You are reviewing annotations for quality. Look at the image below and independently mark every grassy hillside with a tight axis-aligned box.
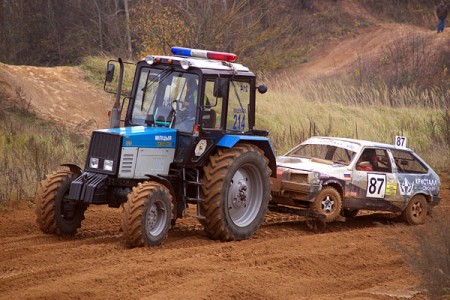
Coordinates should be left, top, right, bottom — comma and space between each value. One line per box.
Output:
257, 83, 449, 172
0, 88, 87, 208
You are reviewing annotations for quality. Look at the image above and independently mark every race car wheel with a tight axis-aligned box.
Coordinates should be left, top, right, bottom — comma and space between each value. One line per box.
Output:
201, 143, 271, 241
122, 182, 173, 247
310, 186, 342, 222
342, 208, 359, 219
36, 169, 87, 235
402, 195, 427, 225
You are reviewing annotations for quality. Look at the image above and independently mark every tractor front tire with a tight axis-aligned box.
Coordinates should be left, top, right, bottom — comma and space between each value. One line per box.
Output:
201, 143, 271, 241
310, 186, 342, 222
122, 182, 173, 247
35, 169, 87, 235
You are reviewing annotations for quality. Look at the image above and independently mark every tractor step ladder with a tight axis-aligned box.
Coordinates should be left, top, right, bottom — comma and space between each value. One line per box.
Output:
182, 168, 205, 220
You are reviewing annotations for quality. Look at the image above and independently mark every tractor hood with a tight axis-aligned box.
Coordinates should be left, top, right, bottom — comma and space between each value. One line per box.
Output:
97, 126, 177, 148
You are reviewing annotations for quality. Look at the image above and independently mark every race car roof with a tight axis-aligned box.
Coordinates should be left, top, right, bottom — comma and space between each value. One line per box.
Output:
303, 136, 411, 152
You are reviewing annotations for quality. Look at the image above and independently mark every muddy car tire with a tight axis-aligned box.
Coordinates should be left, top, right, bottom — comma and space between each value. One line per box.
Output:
201, 143, 271, 241
310, 186, 342, 222
402, 195, 427, 225
36, 170, 87, 235
122, 182, 173, 247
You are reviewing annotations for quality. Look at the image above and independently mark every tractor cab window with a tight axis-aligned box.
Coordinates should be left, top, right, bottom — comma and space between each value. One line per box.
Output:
227, 79, 250, 132
202, 79, 222, 129
131, 67, 199, 130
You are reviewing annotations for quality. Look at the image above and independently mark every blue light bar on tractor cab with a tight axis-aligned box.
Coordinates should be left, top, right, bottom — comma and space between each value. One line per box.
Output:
171, 46, 237, 62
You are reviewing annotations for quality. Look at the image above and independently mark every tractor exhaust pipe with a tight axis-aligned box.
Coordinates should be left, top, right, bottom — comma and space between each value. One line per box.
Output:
110, 58, 124, 128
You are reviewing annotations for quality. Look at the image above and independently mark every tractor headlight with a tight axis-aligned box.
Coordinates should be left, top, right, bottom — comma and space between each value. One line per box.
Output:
89, 157, 99, 169
145, 55, 155, 65
103, 159, 114, 171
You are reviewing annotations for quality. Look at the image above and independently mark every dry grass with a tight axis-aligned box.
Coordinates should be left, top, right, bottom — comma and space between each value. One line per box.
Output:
256, 79, 449, 173
0, 89, 87, 208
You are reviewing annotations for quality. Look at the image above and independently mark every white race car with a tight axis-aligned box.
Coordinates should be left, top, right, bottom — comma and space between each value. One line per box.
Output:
271, 136, 441, 224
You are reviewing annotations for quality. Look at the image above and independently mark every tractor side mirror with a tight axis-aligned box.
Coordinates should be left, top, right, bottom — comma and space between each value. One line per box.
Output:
257, 84, 268, 94
213, 78, 227, 98
106, 63, 115, 83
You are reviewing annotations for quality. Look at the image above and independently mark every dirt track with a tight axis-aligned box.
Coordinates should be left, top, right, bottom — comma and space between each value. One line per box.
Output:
1, 188, 448, 299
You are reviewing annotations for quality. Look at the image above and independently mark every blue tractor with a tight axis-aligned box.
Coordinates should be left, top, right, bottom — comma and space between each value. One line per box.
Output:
35, 47, 276, 247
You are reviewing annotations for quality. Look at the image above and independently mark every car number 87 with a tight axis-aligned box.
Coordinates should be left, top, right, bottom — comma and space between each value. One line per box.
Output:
366, 174, 386, 198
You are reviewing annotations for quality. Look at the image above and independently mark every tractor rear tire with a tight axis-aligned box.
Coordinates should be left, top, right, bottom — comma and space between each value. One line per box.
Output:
122, 182, 173, 247
201, 143, 271, 241
402, 195, 427, 225
310, 186, 342, 222
35, 169, 87, 235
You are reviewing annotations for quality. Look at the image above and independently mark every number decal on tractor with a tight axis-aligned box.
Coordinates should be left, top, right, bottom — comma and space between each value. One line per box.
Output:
233, 114, 245, 130
366, 173, 386, 198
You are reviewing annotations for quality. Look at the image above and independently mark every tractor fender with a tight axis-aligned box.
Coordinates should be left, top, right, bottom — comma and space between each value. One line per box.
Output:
216, 135, 276, 177
145, 174, 180, 219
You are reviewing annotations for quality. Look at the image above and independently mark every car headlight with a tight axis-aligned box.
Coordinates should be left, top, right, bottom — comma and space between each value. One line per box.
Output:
89, 157, 99, 168
103, 159, 114, 171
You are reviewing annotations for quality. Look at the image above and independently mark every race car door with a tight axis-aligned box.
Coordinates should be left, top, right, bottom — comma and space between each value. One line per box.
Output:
350, 148, 397, 210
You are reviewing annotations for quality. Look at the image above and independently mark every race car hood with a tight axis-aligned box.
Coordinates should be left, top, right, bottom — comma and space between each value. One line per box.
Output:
276, 156, 348, 176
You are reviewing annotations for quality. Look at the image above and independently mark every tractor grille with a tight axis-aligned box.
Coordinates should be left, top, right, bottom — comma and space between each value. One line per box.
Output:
84, 131, 122, 175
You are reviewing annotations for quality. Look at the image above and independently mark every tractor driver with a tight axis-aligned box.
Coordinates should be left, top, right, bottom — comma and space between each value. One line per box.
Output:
176, 77, 198, 131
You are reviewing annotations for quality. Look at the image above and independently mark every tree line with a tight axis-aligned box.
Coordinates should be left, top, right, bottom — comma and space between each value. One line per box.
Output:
0, 0, 437, 69
0, 0, 318, 67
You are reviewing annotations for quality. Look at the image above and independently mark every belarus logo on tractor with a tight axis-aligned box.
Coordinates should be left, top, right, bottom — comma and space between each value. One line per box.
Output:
35, 47, 276, 247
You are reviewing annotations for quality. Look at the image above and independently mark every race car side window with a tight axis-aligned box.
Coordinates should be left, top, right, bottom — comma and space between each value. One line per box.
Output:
356, 148, 391, 173
374, 149, 392, 173
390, 149, 428, 174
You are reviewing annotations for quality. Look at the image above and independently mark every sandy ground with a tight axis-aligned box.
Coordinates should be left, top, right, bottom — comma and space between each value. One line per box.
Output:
0, 190, 448, 299
0, 1, 449, 298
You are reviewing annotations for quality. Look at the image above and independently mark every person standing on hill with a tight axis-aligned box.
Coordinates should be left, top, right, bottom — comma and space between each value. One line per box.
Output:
436, 1, 448, 33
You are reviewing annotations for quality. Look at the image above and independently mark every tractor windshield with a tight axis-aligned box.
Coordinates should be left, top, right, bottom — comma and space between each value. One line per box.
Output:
131, 67, 199, 132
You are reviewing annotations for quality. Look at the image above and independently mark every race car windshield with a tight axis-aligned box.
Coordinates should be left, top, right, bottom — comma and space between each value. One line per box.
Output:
287, 144, 356, 166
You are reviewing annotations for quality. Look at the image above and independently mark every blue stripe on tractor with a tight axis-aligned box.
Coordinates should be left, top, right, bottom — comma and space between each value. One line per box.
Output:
217, 135, 271, 148
97, 126, 177, 148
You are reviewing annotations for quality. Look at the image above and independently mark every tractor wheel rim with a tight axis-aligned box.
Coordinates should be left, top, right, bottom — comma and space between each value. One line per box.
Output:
227, 164, 263, 227
145, 200, 167, 236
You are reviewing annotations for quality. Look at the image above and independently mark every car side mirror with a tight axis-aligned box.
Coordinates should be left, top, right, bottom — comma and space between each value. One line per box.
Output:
257, 84, 268, 94
213, 78, 227, 98
106, 63, 115, 83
